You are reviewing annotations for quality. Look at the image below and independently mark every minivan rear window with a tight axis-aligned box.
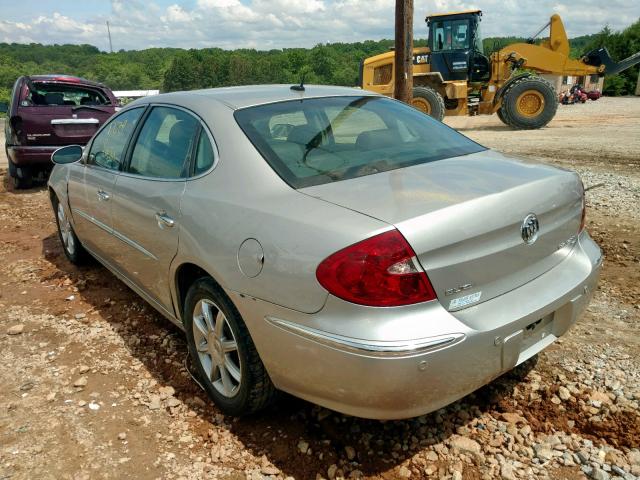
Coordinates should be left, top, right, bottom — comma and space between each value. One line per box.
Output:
23, 83, 111, 107
234, 96, 485, 188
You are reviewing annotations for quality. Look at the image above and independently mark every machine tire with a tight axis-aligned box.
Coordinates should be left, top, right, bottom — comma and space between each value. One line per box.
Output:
184, 277, 277, 416
411, 86, 445, 121
496, 107, 510, 126
501, 76, 557, 129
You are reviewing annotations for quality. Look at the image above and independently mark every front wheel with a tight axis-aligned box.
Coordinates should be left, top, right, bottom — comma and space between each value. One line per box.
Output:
184, 278, 276, 416
53, 196, 87, 264
500, 77, 558, 129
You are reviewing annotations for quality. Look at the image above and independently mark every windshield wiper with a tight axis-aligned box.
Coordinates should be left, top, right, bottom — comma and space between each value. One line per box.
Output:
71, 105, 111, 112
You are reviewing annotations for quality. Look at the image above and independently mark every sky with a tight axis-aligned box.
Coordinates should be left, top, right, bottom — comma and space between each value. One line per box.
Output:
0, 0, 638, 52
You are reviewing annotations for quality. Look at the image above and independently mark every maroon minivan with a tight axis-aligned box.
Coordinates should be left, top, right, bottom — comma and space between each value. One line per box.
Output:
2, 75, 118, 188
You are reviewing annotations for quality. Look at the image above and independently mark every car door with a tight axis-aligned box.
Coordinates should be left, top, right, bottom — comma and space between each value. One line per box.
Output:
67, 107, 145, 257
110, 105, 199, 314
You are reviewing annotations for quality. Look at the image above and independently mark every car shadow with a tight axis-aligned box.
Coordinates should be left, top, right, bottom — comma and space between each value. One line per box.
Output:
41, 232, 534, 478
1, 169, 48, 195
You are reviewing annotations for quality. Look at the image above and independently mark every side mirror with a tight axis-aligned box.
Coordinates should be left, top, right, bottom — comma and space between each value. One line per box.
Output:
52, 145, 83, 164
0, 102, 8, 113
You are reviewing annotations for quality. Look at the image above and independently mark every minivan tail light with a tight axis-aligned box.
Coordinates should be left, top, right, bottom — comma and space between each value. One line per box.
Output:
316, 230, 437, 307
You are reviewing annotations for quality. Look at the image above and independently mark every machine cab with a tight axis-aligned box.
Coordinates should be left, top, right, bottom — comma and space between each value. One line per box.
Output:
427, 10, 490, 82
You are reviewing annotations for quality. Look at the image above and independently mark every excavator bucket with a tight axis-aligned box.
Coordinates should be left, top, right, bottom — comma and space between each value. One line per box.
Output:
583, 47, 640, 77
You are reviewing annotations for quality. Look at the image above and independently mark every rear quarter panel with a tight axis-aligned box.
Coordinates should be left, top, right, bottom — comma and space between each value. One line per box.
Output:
169, 98, 391, 314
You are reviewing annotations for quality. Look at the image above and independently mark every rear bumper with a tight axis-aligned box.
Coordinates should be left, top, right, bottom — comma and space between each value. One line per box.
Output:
231, 231, 602, 420
6, 145, 58, 168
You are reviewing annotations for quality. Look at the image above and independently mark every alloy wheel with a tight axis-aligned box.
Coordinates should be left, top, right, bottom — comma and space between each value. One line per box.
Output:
192, 299, 242, 398
57, 203, 76, 256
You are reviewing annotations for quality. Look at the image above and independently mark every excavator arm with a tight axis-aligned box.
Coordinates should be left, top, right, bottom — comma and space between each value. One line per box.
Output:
492, 14, 640, 78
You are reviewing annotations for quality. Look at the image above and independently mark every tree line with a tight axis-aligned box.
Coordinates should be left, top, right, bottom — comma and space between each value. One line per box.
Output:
0, 18, 637, 105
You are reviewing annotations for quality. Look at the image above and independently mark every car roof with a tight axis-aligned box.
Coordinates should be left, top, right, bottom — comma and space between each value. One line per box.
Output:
133, 84, 380, 110
27, 74, 107, 88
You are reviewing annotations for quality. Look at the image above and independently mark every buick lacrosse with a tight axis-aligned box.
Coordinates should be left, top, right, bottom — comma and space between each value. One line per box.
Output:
48, 85, 602, 419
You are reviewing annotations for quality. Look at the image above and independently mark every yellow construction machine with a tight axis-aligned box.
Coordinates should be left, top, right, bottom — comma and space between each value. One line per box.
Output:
360, 11, 640, 129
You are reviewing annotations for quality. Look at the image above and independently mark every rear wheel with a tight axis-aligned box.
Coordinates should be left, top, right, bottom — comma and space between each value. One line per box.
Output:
184, 278, 276, 416
9, 161, 33, 189
501, 77, 557, 130
496, 107, 510, 126
411, 86, 445, 121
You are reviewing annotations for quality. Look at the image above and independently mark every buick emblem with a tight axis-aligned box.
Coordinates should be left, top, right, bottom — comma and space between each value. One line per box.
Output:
521, 213, 539, 244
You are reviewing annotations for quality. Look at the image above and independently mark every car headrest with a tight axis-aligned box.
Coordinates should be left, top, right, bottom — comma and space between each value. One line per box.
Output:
355, 129, 398, 150
287, 125, 318, 146
45, 92, 65, 105
168, 120, 192, 146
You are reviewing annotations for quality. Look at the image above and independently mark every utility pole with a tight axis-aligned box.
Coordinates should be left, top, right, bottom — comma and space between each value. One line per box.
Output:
106, 21, 113, 53
394, 0, 413, 103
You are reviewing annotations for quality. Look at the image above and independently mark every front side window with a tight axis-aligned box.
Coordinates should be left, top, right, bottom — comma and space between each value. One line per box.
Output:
88, 107, 144, 171
128, 106, 198, 179
235, 96, 485, 188
432, 19, 470, 51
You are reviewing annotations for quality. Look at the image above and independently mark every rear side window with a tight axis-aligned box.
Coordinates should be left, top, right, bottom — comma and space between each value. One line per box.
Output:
234, 96, 485, 188
22, 82, 111, 107
194, 131, 214, 176
128, 106, 198, 179
88, 107, 144, 171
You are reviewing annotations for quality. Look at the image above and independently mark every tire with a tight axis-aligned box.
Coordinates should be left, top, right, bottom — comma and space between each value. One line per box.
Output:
52, 195, 87, 264
9, 161, 33, 189
411, 86, 445, 121
496, 107, 510, 126
184, 277, 276, 416
500, 76, 558, 130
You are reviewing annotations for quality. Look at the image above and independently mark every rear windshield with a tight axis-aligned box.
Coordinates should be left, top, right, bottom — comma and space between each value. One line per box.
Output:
23, 82, 111, 107
234, 96, 485, 188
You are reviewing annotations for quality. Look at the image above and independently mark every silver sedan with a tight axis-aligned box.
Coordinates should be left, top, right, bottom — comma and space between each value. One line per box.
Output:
48, 85, 602, 419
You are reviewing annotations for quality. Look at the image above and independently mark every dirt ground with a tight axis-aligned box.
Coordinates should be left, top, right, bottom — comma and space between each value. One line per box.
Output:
0, 97, 639, 480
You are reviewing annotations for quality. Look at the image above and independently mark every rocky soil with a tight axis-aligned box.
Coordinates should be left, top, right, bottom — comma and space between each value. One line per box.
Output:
1, 97, 639, 480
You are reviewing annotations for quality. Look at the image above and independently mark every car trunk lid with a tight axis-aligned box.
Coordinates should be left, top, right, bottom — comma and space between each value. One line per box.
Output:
16, 79, 116, 146
301, 150, 583, 310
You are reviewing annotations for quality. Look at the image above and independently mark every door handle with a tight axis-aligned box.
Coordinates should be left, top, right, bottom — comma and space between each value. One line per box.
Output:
155, 211, 175, 229
96, 189, 110, 201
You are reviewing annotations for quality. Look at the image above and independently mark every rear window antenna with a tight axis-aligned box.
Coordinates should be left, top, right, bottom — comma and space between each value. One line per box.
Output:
290, 74, 306, 92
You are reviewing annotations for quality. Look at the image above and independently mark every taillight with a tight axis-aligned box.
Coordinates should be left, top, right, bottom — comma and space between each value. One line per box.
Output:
316, 229, 437, 307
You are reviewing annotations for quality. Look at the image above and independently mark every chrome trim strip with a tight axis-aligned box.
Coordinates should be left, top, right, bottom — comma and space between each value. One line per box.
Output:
73, 207, 102, 227
51, 118, 99, 125
72, 208, 158, 260
111, 229, 158, 260
266, 317, 465, 358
